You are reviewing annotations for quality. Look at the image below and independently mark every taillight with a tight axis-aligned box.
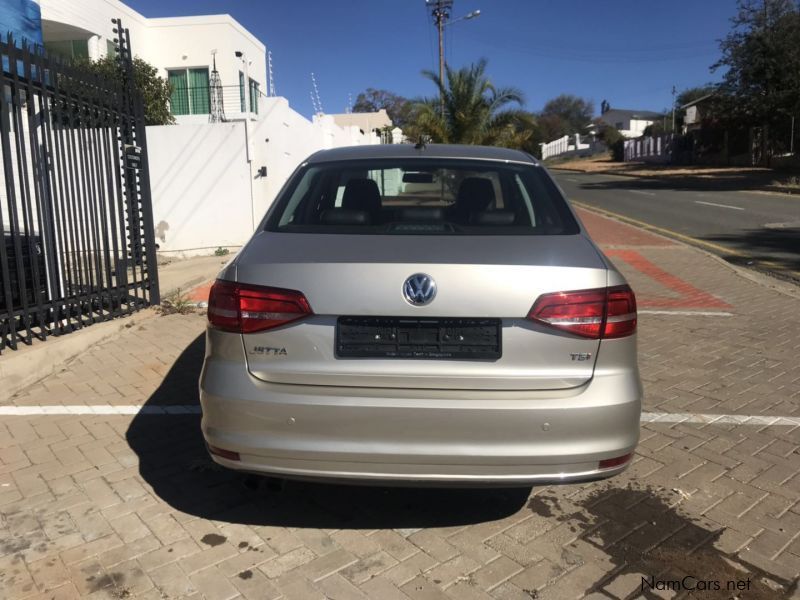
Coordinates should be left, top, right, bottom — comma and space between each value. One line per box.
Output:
598, 453, 632, 470
207, 280, 312, 333
527, 285, 636, 339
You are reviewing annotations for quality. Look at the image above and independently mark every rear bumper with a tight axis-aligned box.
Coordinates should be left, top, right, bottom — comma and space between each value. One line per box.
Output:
199, 357, 642, 485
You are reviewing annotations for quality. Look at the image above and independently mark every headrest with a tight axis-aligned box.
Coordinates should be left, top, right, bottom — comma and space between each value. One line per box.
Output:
341, 178, 382, 213
456, 177, 495, 213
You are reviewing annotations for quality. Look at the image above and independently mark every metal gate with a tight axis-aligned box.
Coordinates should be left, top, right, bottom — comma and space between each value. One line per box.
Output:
0, 20, 159, 353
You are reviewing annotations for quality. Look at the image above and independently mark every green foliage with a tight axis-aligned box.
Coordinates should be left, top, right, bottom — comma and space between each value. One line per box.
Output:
159, 288, 195, 315
676, 85, 717, 109
214, 247, 230, 257
76, 56, 174, 126
352, 88, 414, 129
540, 94, 594, 138
410, 58, 536, 149
712, 0, 800, 128
599, 126, 625, 161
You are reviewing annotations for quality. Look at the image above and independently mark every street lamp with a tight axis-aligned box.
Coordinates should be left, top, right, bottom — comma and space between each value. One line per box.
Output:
426, 1, 481, 114
447, 9, 481, 26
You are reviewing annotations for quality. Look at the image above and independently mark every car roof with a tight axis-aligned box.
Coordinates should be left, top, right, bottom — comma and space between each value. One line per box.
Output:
305, 143, 539, 165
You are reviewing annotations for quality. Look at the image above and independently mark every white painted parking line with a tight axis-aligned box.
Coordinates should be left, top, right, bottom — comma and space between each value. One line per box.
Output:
565, 177, 579, 182
0, 405, 798, 426
695, 200, 745, 211
629, 190, 656, 196
639, 310, 734, 317
641, 412, 800, 426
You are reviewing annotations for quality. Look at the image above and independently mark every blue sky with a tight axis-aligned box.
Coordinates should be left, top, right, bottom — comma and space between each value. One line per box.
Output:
125, 0, 738, 119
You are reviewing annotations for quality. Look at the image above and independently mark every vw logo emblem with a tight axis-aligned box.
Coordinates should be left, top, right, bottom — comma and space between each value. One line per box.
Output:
403, 273, 436, 306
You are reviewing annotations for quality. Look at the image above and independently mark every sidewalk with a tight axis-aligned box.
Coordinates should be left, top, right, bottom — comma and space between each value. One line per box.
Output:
549, 156, 800, 195
1, 211, 799, 600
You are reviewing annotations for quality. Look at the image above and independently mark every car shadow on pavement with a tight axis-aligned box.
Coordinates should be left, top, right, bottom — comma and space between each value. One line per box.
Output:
126, 333, 531, 528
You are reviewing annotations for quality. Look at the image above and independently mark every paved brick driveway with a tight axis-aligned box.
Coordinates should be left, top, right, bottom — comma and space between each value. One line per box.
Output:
1, 208, 799, 599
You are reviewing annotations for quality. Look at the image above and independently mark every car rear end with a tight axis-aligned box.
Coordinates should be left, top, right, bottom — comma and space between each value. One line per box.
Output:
199, 145, 642, 485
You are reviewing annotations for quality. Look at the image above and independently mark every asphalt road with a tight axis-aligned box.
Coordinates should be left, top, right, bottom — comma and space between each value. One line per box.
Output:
550, 169, 800, 279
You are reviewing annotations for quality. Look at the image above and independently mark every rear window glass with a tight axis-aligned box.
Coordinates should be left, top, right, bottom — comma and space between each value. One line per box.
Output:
265, 159, 579, 235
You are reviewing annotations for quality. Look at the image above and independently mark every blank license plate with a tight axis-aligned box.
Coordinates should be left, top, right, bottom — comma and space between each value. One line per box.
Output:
336, 317, 501, 359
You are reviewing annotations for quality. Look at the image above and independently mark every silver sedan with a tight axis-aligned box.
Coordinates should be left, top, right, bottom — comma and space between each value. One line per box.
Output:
199, 144, 642, 485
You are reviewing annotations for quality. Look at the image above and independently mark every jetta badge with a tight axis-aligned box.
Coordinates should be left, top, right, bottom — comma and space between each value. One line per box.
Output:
403, 273, 437, 306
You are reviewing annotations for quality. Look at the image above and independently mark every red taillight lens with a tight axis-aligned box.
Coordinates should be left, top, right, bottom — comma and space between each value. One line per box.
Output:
603, 285, 637, 339
207, 444, 241, 461
598, 453, 632, 470
527, 285, 636, 339
207, 280, 312, 333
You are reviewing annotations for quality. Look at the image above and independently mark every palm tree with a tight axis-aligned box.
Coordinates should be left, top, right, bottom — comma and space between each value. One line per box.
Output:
408, 58, 535, 148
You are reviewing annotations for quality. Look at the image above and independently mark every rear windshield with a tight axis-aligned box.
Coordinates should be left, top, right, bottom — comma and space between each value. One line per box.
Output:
264, 159, 579, 235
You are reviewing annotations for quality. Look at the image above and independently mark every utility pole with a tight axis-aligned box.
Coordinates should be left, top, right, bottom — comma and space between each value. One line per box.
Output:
671, 85, 676, 133
428, 0, 453, 114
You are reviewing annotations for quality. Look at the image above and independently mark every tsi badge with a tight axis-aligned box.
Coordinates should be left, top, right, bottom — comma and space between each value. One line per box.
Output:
570, 352, 592, 362
251, 346, 287, 356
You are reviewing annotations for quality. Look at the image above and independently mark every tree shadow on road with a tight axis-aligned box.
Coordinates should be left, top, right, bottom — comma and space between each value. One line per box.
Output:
126, 334, 530, 528
702, 227, 800, 275
560, 169, 783, 193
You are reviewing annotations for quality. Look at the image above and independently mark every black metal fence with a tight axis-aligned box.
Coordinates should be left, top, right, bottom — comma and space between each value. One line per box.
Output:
0, 21, 159, 353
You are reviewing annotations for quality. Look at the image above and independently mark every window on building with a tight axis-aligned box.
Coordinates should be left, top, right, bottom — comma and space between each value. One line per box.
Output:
44, 39, 89, 60
106, 39, 117, 57
249, 78, 259, 114
168, 68, 210, 116
239, 71, 246, 112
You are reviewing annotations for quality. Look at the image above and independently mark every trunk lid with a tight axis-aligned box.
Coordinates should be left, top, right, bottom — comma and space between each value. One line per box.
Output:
235, 232, 607, 390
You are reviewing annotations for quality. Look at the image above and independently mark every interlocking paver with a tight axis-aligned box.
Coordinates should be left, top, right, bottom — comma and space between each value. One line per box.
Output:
1, 208, 799, 598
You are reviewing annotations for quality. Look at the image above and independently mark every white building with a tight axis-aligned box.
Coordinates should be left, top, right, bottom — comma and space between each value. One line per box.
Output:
39, 0, 391, 256
594, 108, 664, 139
40, 0, 266, 124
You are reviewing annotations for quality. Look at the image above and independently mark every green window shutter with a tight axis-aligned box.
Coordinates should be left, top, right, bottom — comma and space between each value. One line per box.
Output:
168, 70, 189, 116
189, 68, 210, 115
249, 79, 259, 115
71, 40, 89, 59
239, 71, 245, 112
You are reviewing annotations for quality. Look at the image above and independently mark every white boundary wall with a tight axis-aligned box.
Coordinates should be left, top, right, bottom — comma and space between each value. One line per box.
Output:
146, 97, 380, 256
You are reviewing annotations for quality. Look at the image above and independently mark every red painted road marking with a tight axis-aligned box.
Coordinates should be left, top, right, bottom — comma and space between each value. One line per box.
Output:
576, 208, 675, 247
606, 249, 732, 310
187, 282, 213, 303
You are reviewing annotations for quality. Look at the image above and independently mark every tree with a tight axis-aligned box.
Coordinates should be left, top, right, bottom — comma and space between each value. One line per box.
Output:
540, 94, 595, 137
77, 56, 174, 125
598, 126, 625, 161
676, 85, 717, 109
536, 113, 569, 142
352, 88, 413, 129
712, 0, 800, 162
410, 58, 535, 148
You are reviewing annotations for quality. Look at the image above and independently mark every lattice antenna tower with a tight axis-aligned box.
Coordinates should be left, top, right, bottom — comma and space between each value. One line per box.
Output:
209, 50, 226, 122
267, 50, 276, 96
311, 72, 324, 115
